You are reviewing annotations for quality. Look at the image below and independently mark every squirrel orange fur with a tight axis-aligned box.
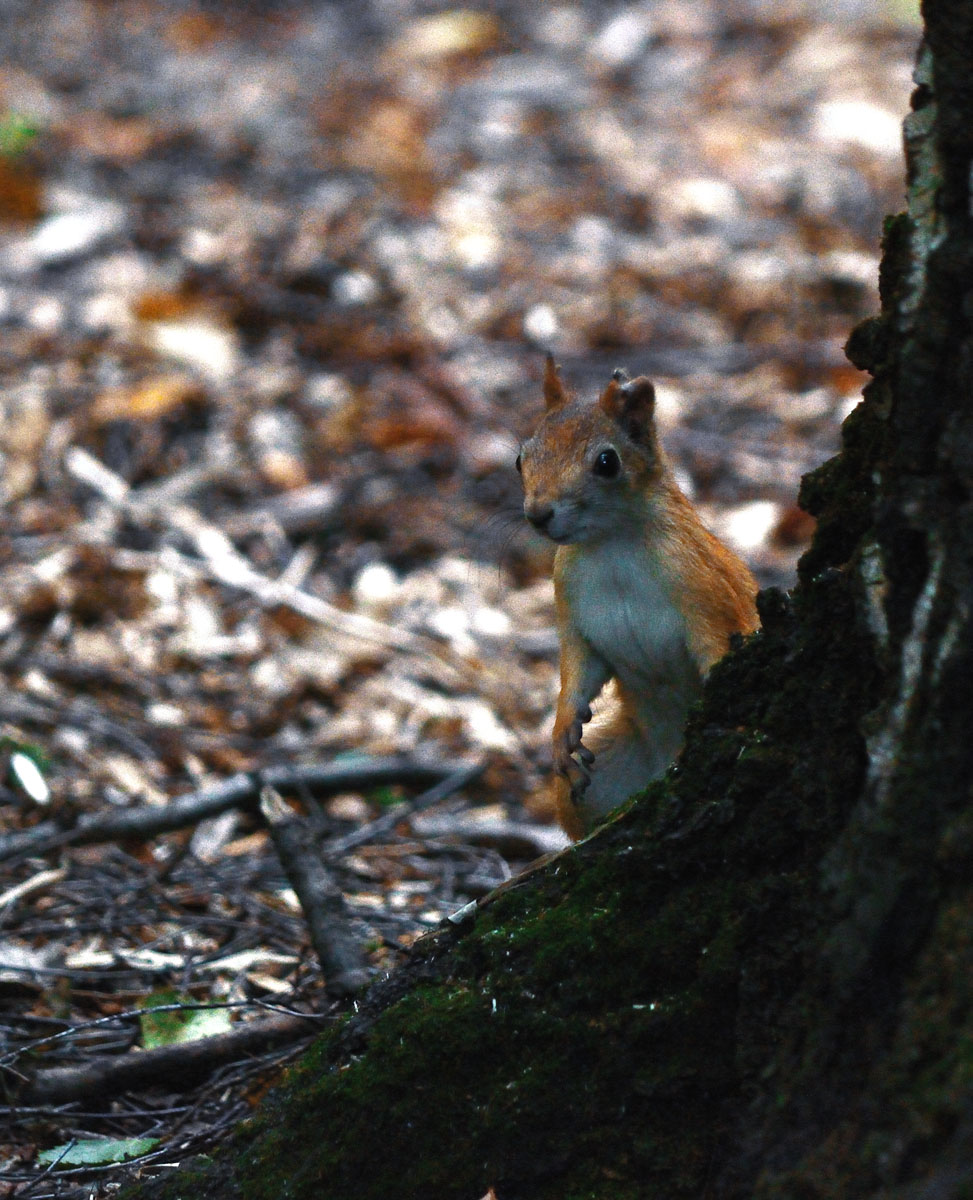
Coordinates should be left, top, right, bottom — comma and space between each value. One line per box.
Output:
517, 358, 759, 839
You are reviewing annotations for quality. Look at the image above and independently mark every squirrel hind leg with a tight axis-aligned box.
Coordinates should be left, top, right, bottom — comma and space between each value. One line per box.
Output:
554, 774, 589, 841
574, 729, 672, 830
551, 710, 677, 840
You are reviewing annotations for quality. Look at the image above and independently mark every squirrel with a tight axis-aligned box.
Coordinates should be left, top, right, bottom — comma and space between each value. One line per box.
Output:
517, 357, 759, 840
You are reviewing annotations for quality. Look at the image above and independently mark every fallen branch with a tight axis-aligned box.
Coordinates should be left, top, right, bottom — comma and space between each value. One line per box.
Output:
0, 868, 67, 910
409, 813, 569, 858
0, 756, 482, 864
260, 787, 370, 997
324, 761, 486, 856
15, 1013, 319, 1107
64, 446, 429, 656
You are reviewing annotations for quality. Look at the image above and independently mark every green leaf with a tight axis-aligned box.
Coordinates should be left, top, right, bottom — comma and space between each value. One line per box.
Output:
139, 989, 233, 1048
1, 735, 52, 769
0, 112, 39, 158
369, 785, 402, 810
37, 1137, 160, 1167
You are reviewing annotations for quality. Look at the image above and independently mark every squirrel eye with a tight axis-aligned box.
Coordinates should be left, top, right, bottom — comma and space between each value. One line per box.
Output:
592, 448, 621, 479
515, 453, 522, 474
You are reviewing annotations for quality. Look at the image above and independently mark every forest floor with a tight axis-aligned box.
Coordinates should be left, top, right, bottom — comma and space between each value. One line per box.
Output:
0, 1, 917, 1194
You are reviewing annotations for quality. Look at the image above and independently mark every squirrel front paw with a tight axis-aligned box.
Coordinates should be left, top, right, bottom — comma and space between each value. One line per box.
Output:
553, 705, 595, 796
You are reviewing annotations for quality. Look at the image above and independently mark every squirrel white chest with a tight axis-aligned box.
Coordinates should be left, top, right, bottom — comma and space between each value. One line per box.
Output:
558, 539, 695, 691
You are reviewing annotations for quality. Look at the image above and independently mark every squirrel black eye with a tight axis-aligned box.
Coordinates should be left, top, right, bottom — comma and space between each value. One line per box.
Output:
515, 453, 522, 474
592, 448, 621, 479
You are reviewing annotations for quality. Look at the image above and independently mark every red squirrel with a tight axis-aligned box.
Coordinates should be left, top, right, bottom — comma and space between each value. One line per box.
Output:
517, 358, 759, 839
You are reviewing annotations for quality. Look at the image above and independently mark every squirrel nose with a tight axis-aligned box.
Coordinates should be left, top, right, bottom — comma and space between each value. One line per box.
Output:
525, 502, 555, 531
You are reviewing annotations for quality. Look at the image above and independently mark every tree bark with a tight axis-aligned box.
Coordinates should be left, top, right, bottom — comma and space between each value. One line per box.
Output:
124, 3, 973, 1197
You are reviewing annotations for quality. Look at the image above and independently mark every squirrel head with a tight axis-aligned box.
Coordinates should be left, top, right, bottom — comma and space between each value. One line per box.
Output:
517, 357, 665, 545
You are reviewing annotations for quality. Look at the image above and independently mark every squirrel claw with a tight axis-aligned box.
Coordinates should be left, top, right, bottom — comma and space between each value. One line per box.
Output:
554, 703, 594, 796
554, 744, 590, 792
564, 705, 592, 753
566, 759, 590, 797
569, 769, 590, 804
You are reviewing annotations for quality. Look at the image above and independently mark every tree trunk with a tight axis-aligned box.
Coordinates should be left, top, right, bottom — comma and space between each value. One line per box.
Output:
126, 3, 973, 1197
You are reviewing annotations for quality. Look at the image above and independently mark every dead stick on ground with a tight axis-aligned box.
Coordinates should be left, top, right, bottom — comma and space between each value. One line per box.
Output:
63, 446, 431, 657
0, 756, 482, 864
260, 787, 370, 997
324, 761, 485, 856
16, 1014, 318, 1107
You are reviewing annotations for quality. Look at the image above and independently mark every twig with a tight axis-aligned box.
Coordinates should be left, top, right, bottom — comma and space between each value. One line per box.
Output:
324, 762, 485, 856
64, 446, 429, 656
224, 481, 341, 537
0, 693, 158, 759
408, 813, 570, 858
0, 756, 480, 864
15, 1013, 318, 1107
0, 1000, 312, 1069
13, 1138, 78, 1199
260, 787, 370, 996
0, 868, 66, 910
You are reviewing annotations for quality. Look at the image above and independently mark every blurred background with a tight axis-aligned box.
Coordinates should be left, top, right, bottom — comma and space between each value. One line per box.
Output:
0, 0, 918, 997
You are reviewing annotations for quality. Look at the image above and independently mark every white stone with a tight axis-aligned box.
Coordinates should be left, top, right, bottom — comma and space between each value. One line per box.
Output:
26, 296, 64, 331
147, 319, 241, 385
30, 201, 125, 264
591, 10, 654, 67
429, 605, 471, 646
650, 383, 684, 429
332, 270, 380, 306
81, 292, 133, 333
672, 177, 741, 220
353, 562, 400, 609
524, 303, 559, 343
304, 373, 353, 411
471, 605, 512, 639
723, 500, 780, 552
813, 100, 903, 156
146, 703, 185, 727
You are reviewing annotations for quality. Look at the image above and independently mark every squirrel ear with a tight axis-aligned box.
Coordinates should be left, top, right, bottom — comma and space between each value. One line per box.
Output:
599, 374, 656, 441
543, 354, 569, 411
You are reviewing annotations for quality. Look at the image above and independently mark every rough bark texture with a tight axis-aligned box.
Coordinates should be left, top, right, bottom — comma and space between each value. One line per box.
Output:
124, 3, 973, 1197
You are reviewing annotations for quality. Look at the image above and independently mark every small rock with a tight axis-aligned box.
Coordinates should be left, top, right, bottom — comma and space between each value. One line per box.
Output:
353, 562, 400, 610
304, 373, 353, 412
26, 295, 64, 331
331, 270, 380, 306
813, 100, 903, 156
471, 605, 511, 639
723, 501, 781, 553
249, 408, 308, 490
590, 9, 654, 68
524, 303, 559, 343
30, 200, 126, 265
388, 10, 500, 61
146, 318, 241, 385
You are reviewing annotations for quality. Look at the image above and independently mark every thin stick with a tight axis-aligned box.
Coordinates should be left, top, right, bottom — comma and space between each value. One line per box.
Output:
64, 446, 428, 656
0, 868, 66, 910
0, 756, 482, 864
16, 1013, 317, 1107
260, 787, 370, 996
324, 762, 485, 856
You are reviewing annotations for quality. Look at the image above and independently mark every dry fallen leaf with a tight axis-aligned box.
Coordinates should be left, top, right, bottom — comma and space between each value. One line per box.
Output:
91, 375, 203, 424
386, 10, 501, 62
